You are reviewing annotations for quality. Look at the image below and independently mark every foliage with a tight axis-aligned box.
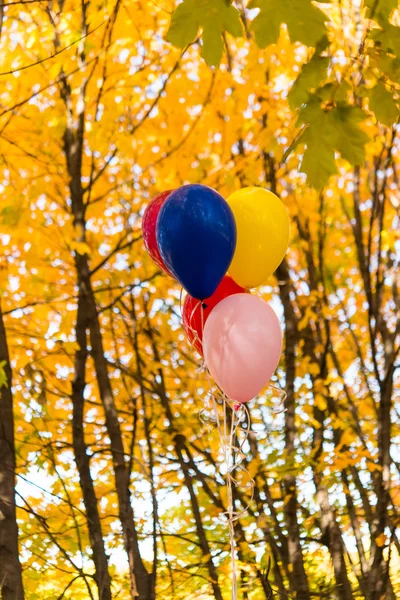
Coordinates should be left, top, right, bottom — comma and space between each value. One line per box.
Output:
249, 0, 328, 47
166, 0, 400, 188
0, 1, 399, 600
166, 0, 243, 66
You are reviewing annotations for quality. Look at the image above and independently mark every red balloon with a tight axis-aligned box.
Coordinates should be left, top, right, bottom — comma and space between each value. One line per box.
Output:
142, 190, 174, 275
183, 275, 245, 356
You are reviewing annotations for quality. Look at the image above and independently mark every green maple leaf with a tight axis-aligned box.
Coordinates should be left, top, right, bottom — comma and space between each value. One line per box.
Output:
368, 82, 399, 127
365, 0, 397, 22
289, 55, 329, 108
371, 52, 400, 83
370, 22, 400, 56
332, 105, 370, 165
165, 0, 243, 66
300, 135, 337, 190
299, 108, 338, 189
249, 0, 328, 48
296, 97, 369, 189
317, 81, 351, 104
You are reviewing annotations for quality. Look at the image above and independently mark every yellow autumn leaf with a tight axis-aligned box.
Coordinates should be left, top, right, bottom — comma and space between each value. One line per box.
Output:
376, 533, 387, 548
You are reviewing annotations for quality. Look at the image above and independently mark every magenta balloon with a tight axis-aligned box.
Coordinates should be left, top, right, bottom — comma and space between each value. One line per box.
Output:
203, 294, 282, 403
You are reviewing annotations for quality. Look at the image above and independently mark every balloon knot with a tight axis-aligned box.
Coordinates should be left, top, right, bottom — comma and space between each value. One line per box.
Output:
233, 403, 241, 411
202, 302, 208, 309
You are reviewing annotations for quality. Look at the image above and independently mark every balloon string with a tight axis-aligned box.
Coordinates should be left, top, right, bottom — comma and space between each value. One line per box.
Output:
227, 403, 237, 600
207, 384, 255, 600
182, 295, 207, 371
198, 307, 241, 600
199, 380, 285, 599
268, 383, 287, 414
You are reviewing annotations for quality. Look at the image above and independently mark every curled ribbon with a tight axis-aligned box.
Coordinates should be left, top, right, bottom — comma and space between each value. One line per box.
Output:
203, 384, 286, 600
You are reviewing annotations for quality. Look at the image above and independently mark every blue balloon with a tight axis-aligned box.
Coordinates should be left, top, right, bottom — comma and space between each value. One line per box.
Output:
156, 184, 237, 300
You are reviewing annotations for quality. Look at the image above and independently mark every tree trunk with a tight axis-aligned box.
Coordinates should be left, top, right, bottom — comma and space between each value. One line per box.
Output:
72, 293, 113, 600
131, 300, 158, 600
232, 485, 287, 599
277, 260, 311, 600
75, 249, 150, 600
311, 397, 354, 600
367, 372, 394, 600
0, 303, 25, 600
350, 168, 395, 598
175, 434, 223, 600
60, 32, 149, 592
143, 316, 224, 600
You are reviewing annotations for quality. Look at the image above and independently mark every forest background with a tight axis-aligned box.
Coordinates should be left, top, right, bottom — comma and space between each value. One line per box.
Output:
0, 0, 399, 599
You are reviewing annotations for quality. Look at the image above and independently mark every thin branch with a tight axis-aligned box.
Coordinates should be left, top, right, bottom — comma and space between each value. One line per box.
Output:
0, 21, 105, 76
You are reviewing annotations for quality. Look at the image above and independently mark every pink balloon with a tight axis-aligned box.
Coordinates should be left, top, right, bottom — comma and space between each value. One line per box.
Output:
203, 294, 282, 403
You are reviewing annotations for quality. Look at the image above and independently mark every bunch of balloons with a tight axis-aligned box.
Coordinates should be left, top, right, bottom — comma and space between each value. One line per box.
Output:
142, 184, 289, 404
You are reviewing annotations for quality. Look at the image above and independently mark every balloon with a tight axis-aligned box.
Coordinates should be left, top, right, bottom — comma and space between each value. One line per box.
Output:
203, 294, 282, 403
156, 184, 237, 300
226, 187, 289, 288
183, 276, 245, 356
142, 190, 174, 275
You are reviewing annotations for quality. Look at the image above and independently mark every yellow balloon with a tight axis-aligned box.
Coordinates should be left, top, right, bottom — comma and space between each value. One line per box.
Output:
227, 187, 289, 288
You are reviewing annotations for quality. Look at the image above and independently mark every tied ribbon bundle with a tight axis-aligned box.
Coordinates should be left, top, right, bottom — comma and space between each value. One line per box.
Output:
142, 183, 290, 599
